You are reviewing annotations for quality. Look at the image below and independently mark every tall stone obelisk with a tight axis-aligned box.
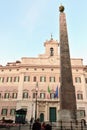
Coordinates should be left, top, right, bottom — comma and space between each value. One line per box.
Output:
58, 5, 77, 122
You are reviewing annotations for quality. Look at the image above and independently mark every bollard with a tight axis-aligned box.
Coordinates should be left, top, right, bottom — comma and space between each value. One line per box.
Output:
81, 121, 83, 130
19, 124, 21, 130
70, 121, 73, 130
60, 120, 63, 130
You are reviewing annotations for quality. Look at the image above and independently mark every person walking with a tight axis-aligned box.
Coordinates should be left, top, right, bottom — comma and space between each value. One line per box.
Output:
41, 122, 46, 130
32, 118, 41, 130
45, 123, 52, 130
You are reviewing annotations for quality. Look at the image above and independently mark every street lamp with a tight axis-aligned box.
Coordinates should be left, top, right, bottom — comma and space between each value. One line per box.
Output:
35, 83, 38, 121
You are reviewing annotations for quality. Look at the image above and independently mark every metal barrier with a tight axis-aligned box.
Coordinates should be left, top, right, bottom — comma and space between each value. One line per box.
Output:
0, 120, 87, 130
51, 120, 87, 130
0, 123, 29, 130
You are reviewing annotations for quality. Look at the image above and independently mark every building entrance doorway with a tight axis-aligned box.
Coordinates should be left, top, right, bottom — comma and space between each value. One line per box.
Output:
40, 113, 44, 122
49, 107, 56, 122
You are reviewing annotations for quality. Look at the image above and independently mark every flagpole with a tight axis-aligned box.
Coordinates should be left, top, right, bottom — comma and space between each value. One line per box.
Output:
35, 82, 38, 121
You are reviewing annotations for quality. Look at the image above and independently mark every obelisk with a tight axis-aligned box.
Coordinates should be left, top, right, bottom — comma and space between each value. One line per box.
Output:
58, 5, 77, 122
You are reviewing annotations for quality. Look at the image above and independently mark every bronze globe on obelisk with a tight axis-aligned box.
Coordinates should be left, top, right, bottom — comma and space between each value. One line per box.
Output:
58, 5, 77, 124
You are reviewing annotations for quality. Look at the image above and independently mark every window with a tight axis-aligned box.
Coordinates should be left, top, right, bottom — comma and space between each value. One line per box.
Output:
12, 93, 17, 99
40, 76, 46, 82
85, 78, 87, 84
0, 77, 4, 83
77, 110, 85, 118
50, 93, 54, 99
4, 93, 10, 99
14, 76, 19, 82
0, 93, 1, 98
33, 93, 35, 98
24, 76, 30, 82
33, 76, 37, 82
51, 68, 53, 71
50, 47, 54, 56
23, 92, 28, 98
77, 93, 83, 100
40, 93, 45, 99
1, 109, 8, 116
6, 77, 12, 82
75, 77, 81, 83
50, 77, 55, 82
10, 109, 16, 115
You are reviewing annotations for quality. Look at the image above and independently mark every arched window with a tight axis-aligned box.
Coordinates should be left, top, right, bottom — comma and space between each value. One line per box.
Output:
50, 47, 54, 56
40, 113, 44, 122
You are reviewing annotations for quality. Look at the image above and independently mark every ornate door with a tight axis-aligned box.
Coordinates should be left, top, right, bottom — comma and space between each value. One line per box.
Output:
49, 107, 56, 122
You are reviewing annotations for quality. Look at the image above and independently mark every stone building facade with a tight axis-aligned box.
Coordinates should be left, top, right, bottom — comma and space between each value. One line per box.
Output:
0, 38, 87, 122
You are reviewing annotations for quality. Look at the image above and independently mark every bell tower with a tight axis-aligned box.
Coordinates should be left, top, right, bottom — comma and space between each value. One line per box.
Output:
44, 36, 59, 58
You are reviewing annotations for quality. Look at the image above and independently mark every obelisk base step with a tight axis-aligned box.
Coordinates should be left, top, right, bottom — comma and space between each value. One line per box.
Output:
58, 109, 76, 129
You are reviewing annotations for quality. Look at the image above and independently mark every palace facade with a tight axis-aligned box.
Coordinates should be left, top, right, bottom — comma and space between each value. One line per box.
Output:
0, 37, 87, 122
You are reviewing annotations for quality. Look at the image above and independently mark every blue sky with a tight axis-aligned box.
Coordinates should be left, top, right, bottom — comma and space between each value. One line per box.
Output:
0, 0, 87, 65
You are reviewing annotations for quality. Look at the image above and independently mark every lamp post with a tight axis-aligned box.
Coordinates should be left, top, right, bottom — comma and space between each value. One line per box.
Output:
35, 84, 38, 121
